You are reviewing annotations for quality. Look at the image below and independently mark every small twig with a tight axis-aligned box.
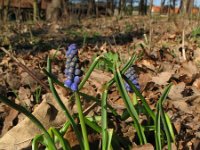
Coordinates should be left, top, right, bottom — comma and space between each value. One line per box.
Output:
83, 102, 97, 115
182, 28, 186, 61
0, 47, 50, 92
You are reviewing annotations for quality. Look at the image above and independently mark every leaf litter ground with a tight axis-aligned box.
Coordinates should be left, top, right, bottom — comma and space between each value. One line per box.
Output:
0, 16, 200, 149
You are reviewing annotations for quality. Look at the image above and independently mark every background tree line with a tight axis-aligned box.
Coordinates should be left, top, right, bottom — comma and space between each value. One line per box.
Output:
0, 0, 199, 22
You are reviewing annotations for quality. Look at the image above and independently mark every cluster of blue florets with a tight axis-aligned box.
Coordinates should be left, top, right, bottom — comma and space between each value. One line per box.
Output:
64, 44, 82, 91
124, 66, 140, 93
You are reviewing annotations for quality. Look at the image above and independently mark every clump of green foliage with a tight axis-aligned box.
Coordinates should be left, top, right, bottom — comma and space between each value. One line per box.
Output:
0, 45, 175, 150
191, 27, 200, 37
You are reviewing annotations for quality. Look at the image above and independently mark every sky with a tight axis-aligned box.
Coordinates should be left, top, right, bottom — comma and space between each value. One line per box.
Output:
153, 0, 200, 7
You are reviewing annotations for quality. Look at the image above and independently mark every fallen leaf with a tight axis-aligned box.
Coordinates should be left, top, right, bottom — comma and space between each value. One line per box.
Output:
140, 59, 155, 70
168, 82, 185, 100
18, 87, 33, 108
193, 78, 200, 90
163, 143, 177, 150
179, 61, 198, 77
88, 69, 112, 93
192, 139, 200, 150
138, 73, 152, 90
152, 71, 173, 85
1, 108, 18, 136
169, 100, 192, 114
132, 143, 154, 150
6, 72, 21, 90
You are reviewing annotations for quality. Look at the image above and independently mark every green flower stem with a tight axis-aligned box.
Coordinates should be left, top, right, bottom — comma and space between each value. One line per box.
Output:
114, 63, 147, 145
0, 95, 56, 150
79, 56, 102, 90
101, 86, 108, 150
47, 57, 84, 149
75, 92, 90, 150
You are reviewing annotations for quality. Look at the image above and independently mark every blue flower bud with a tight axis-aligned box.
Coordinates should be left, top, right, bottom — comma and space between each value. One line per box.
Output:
64, 79, 72, 88
70, 49, 78, 56
74, 69, 81, 76
68, 44, 76, 51
125, 67, 140, 93
71, 83, 78, 91
74, 76, 80, 83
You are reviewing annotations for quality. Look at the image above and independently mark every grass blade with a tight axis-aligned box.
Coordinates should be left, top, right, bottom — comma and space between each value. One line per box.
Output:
114, 63, 146, 145
155, 101, 162, 150
122, 75, 155, 121
158, 83, 173, 150
164, 113, 175, 142
79, 55, 102, 89
102, 87, 108, 150
51, 128, 71, 150
107, 54, 137, 87
107, 129, 114, 150
32, 135, 44, 150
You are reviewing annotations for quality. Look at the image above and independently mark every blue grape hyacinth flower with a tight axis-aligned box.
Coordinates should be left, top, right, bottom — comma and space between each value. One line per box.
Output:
64, 44, 82, 91
124, 66, 140, 93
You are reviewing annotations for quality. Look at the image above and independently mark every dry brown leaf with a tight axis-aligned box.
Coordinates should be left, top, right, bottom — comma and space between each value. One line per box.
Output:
88, 69, 112, 93
20, 70, 45, 92
168, 33, 177, 40
138, 73, 152, 90
163, 143, 177, 150
140, 59, 155, 70
6, 72, 21, 90
194, 47, 200, 66
192, 139, 200, 150
179, 61, 198, 77
1, 108, 18, 136
170, 100, 192, 114
173, 119, 181, 134
193, 78, 200, 90
168, 82, 185, 100
18, 87, 33, 108
152, 71, 173, 85
132, 143, 154, 150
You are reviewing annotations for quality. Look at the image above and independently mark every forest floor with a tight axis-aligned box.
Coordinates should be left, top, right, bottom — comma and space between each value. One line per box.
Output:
0, 15, 200, 149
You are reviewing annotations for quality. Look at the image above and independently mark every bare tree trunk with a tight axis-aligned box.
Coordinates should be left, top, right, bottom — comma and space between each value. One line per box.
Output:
118, 0, 122, 15
139, 0, 147, 15
87, 0, 95, 16
149, 0, 153, 16
120, 0, 126, 15
3, 0, 10, 22
96, 1, 99, 17
173, 0, 176, 13
186, 0, 194, 14
160, 0, 165, 14
106, 0, 114, 16
0, 0, 4, 20
33, 0, 39, 21
46, 0, 63, 22
139, 0, 144, 15
110, 0, 114, 15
